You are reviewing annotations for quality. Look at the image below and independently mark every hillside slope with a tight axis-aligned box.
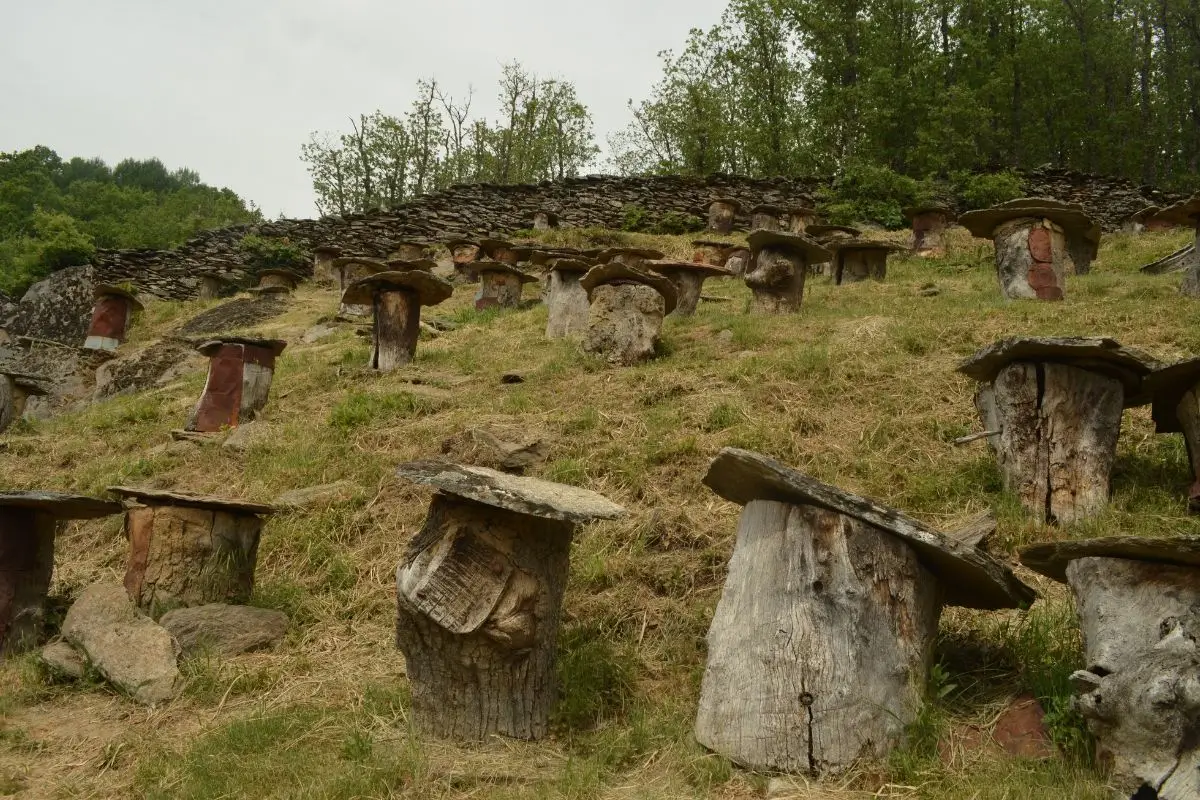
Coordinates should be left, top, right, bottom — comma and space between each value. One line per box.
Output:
1, 225, 1196, 799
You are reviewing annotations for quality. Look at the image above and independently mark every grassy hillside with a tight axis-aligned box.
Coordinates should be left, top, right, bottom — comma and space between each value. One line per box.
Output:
1, 225, 1196, 799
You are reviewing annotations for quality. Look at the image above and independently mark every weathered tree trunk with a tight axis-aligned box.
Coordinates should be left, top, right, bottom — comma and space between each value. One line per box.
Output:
911, 211, 948, 257
695, 500, 941, 775
313, 252, 337, 284
1175, 387, 1200, 512
976, 362, 1123, 523
187, 342, 281, 432
1067, 236, 1097, 276
198, 276, 224, 301
836, 250, 887, 284
582, 283, 665, 365
533, 211, 557, 231
122, 504, 263, 615
725, 248, 750, 277
0, 377, 18, 434
545, 271, 590, 339
1066, 557, 1200, 799
0, 510, 57, 656
476, 272, 523, 310
373, 289, 420, 371
1179, 224, 1200, 297
708, 201, 737, 234
663, 271, 704, 316
752, 212, 780, 231
396, 494, 573, 740
746, 246, 806, 313
993, 218, 1068, 300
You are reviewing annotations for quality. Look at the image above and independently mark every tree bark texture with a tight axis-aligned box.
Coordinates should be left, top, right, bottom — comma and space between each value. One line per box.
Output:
582, 283, 664, 365
708, 201, 737, 234
695, 500, 941, 775
187, 343, 279, 432
662, 271, 704, 316
198, 277, 224, 301
1066, 556, 1200, 799
122, 504, 263, 616
911, 211, 948, 257
993, 218, 1068, 300
373, 289, 420, 371
313, 252, 336, 284
752, 212, 780, 231
396, 494, 573, 741
545, 271, 590, 339
1179, 224, 1200, 297
1175, 387, 1200, 512
746, 245, 806, 314
0, 510, 57, 656
476, 272, 524, 310
836, 250, 887, 284
0, 377, 18, 434
975, 362, 1123, 523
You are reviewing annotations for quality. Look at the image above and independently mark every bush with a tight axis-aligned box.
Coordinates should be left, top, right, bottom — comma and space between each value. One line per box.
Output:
651, 211, 705, 235
239, 234, 305, 271
818, 161, 924, 228
0, 209, 96, 296
953, 170, 1023, 210
620, 204, 652, 232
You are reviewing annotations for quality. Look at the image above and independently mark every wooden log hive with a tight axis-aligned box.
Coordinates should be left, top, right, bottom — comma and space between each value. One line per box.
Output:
1021, 537, 1200, 799
707, 198, 740, 234
744, 229, 831, 313
0, 371, 51, 434
783, 204, 817, 234
544, 258, 594, 339
196, 271, 234, 301
109, 487, 275, 616
393, 461, 625, 741
580, 262, 678, 365
254, 269, 302, 293
446, 239, 482, 283
831, 240, 902, 284
806, 225, 861, 276
0, 492, 121, 656
904, 205, 955, 257
84, 285, 143, 351
312, 245, 342, 284
332, 257, 388, 316
533, 210, 559, 231
691, 239, 734, 267
959, 337, 1158, 523
341, 269, 452, 371
185, 337, 288, 432
1150, 195, 1200, 297
646, 259, 733, 316
1146, 357, 1200, 512
750, 203, 783, 232
474, 262, 537, 310
388, 241, 429, 262
697, 448, 1034, 775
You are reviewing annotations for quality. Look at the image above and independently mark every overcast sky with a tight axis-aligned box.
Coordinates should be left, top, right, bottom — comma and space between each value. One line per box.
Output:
1, 0, 728, 219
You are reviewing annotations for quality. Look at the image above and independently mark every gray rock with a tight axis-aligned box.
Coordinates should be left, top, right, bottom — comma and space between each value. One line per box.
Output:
582, 283, 665, 366
39, 640, 85, 680
301, 323, 337, 343
7, 265, 96, 346
159, 604, 289, 657
61, 583, 181, 705
440, 428, 550, 474
222, 420, 260, 452
274, 480, 360, 510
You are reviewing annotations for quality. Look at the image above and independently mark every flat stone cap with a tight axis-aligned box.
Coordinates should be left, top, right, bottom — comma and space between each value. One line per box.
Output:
646, 259, 734, 279
1152, 194, 1200, 227
0, 491, 122, 519
709, 197, 741, 210
806, 224, 862, 239
748, 229, 832, 263
1130, 205, 1162, 222
341, 271, 453, 307
829, 238, 905, 253
196, 337, 288, 357
446, 238, 479, 250
903, 204, 956, 220
478, 238, 513, 253
546, 258, 595, 273
395, 461, 625, 524
1, 370, 53, 395
596, 247, 666, 263
1020, 535, 1200, 583
580, 262, 680, 315
332, 257, 388, 274
383, 259, 437, 273
108, 486, 274, 515
196, 271, 234, 283
958, 336, 1159, 404
313, 244, 343, 255
475, 261, 538, 283
257, 269, 304, 281
389, 239, 429, 249
785, 206, 818, 216
93, 284, 145, 312
703, 448, 1036, 609
750, 203, 783, 214
1146, 358, 1200, 433
960, 198, 1099, 239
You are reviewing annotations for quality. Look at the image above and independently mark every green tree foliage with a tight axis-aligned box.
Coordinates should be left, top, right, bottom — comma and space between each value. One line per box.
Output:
0, 147, 260, 296
300, 62, 600, 216
610, 0, 1200, 190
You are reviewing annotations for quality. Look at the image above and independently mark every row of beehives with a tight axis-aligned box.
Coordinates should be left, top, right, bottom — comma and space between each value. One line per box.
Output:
4, 444, 1196, 797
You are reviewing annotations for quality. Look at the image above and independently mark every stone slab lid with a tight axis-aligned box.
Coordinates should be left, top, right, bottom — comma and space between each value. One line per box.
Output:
958, 336, 1159, 405
595, 247, 666, 263
709, 196, 741, 209
312, 244, 343, 255
332, 257, 388, 274
959, 198, 1099, 240
646, 259, 734, 279
1, 370, 53, 395
1145, 357, 1200, 433
474, 261, 538, 283
247, 286, 291, 296
108, 486, 275, 515
903, 204, 957, 220
478, 238, 514, 253
446, 238, 480, 250
395, 460, 625, 525
94, 284, 145, 311
383, 259, 437, 273
784, 205, 818, 216
703, 447, 1036, 609
341, 271, 454, 307
750, 203, 783, 214
580, 262, 679, 315
1152, 194, 1200, 227
0, 491, 122, 519
828, 238, 905, 253
806, 224, 862, 239
546, 258, 595, 274
195, 271, 234, 283
747, 229, 832, 263
389, 238, 430, 249
257, 269, 304, 283
1020, 535, 1200, 583
196, 337, 288, 357
1130, 205, 1162, 223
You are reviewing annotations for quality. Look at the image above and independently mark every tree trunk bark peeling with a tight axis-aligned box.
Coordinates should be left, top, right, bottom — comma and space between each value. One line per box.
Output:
976, 361, 1123, 523
476, 272, 524, 310
836, 250, 887, 284
545, 270, 590, 339
582, 283, 665, 365
695, 500, 941, 775
912, 212, 948, 257
1066, 556, 1200, 798
122, 504, 263, 616
993, 218, 1068, 300
709, 201, 737, 234
396, 494, 573, 741
0, 510, 57, 656
1179, 223, 1200, 297
187, 344, 245, 432
663, 271, 704, 316
373, 289, 420, 371
746, 245, 806, 314
1175, 387, 1200, 512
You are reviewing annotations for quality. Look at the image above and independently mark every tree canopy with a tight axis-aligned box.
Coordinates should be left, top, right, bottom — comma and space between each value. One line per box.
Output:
0, 146, 260, 296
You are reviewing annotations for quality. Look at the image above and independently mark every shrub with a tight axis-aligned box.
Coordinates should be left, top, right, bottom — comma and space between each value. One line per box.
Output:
239, 234, 305, 271
620, 204, 652, 232
953, 169, 1023, 210
818, 161, 923, 228
652, 211, 705, 235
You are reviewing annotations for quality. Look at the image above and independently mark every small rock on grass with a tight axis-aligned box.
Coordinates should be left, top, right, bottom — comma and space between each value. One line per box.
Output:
159, 604, 289, 658
39, 640, 85, 680
274, 480, 360, 510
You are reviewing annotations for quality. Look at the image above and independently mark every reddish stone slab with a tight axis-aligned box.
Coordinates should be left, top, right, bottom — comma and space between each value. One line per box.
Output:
1027, 226, 1054, 263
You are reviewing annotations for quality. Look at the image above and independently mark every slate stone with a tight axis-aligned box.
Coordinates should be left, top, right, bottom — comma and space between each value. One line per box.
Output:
159, 604, 289, 657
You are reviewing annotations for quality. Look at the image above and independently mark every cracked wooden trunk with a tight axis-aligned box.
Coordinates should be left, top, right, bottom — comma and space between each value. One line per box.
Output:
661, 271, 704, 316
836, 249, 887, 284
911, 211, 948, 257
582, 283, 665, 365
708, 201, 737, 234
993, 218, 1068, 300
395, 494, 573, 741
545, 271, 589, 339
695, 499, 941, 775
0, 510, 57, 656
371, 289, 420, 371
186, 342, 281, 432
975, 361, 1123, 523
84, 294, 133, 351
475, 271, 523, 310
745, 245, 806, 314
122, 504, 263, 616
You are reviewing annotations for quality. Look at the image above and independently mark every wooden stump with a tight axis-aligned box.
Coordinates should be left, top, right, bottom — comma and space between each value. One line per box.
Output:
390, 242, 427, 262
545, 269, 590, 339
976, 362, 1123, 523
751, 208, 781, 231
746, 245, 806, 313
476, 270, 524, 310
784, 209, 815, 234
450, 242, 482, 283
725, 247, 750, 277
373, 289, 420, 370
257, 270, 300, 291
582, 283, 665, 365
113, 488, 273, 616
0, 510, 56, 656
197, 273, 229, 301
695, 499, 941, 774
1067, 235, 1098, 276
993, 218, 1068, 300
1179, 224, 1200, 298
186, 339, 286, 432
533, 210, 558, 231
312, 247, 341, 284
835, 248, 888, 284
708, 200, 738, 234
911, 210, 949, 257
647, 262, 730, 317
0, 374, 48, 434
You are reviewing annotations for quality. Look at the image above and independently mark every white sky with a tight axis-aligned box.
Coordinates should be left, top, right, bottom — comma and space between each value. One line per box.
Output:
0, 0, 728, 219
